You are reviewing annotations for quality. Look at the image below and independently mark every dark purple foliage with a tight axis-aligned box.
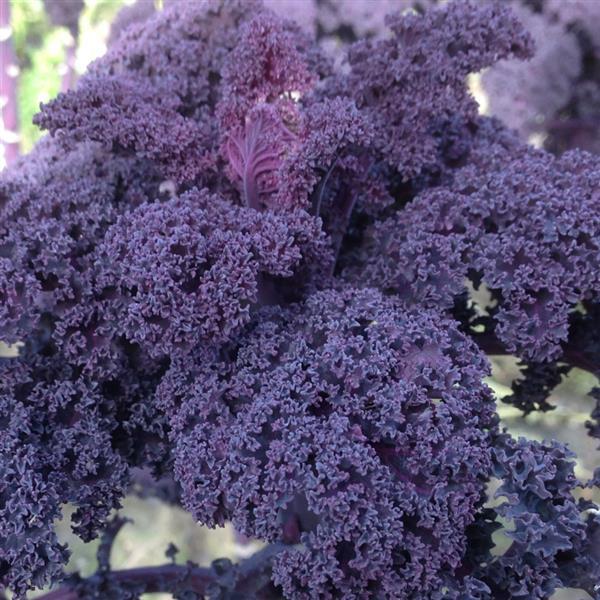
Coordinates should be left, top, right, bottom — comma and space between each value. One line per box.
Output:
216, 10, 320, 129
96, 188, 330, 358
335, 0, 534, 179
159, 287, 496, 598
0, 350, 145, 597
33, 76, 214, 184
503, 362, 570, 415
2, 1, 600, 599
483, 434, 599, 598
108, 0, 156, 47
352, 146, 600, 362
225, 104, 297, 210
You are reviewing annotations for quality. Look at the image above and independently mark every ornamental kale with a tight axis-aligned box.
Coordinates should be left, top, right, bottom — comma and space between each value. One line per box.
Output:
1, 1, 599, 599
351, 147, 600, 362
159, 287, 497, 599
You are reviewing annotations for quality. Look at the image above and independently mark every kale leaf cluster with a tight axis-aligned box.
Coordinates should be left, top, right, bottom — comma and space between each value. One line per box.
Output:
1, 1, 599, 598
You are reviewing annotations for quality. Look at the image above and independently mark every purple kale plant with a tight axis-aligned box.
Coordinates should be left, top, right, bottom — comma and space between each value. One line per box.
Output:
1, 1, 599, 599
482, 0, 600, 155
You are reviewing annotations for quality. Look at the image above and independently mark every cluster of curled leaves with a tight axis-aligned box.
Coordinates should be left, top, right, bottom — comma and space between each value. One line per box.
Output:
1, 1, 600, 599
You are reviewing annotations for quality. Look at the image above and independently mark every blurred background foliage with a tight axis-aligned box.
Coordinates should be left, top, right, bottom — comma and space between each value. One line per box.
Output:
2, 2, 600, 599
8, 0, 132, 156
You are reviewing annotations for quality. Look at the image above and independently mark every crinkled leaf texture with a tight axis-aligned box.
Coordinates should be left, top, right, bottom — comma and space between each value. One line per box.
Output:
1, 0, 599, 599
